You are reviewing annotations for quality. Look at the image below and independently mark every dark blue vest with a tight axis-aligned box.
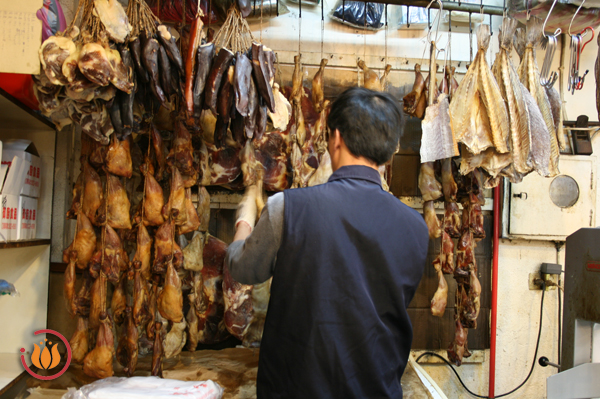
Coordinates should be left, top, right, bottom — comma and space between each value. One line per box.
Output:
257, 165, 429, 399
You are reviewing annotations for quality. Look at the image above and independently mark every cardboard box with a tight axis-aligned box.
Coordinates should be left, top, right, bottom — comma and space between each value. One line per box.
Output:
2, 139, 41, 198
0, 0, 43, 75
0, 194, 19, 242
17, 195, 37, 240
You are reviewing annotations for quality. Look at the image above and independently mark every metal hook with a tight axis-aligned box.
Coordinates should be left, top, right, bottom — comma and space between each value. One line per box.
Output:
542, 0, 559, 37
568, 0, 586, 37
426, 0, 444, 44
580, 27, 595, 52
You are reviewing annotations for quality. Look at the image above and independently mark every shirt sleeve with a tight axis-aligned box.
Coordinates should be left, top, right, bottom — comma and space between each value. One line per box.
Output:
225, 192, 284, 285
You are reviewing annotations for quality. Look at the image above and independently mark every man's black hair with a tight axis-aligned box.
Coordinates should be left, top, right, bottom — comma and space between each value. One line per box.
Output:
327, 87, 404, 166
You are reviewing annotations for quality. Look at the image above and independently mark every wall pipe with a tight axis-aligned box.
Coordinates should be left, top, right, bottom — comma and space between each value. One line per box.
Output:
364, 0, 505, 16
489, 184, 501, 397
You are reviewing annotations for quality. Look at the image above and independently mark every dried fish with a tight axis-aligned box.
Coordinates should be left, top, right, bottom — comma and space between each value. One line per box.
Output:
450, 25, 509, 156
492, 17, 532, 176
516, 17, 559, 176
420, 93, 458, 163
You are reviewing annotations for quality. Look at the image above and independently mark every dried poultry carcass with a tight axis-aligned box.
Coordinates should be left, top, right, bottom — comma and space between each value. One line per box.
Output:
419, 161, 442, 238
151, 322, 164, 377
89, 272, 106, 330
140, 162, 165, 226
64, 251, 78, 317
63, 212, 97, 269
450, 25, 510, 180
88, 224, 128, 284
157, 259, 184, 323
111, 274, 127, 325
179, 188, 201, 234
39, 27, 79, 86
132, 261, 150, 327
116, 307, 138, 377
96, 174, 132, 230
105, 134, 133, 178
69, 316, 89, 364
151, 125, 168, 180
491, 17, 532, 178
83, 312, 114, 378
162, 167, 187, 225
163, 320, 187, 359
268, 83, 292, 131
441, 160, 461, 237
454, 228, 475, 279
432, 230, 455, 275
167, 122, 197, 181
403, 64, 427, 119
153, 219, 184, 273
183, 232, 206, 272
516, 17, 559, 176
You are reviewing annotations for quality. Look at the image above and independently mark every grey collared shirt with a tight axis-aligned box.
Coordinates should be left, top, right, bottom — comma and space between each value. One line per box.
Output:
225, 192, 284, 285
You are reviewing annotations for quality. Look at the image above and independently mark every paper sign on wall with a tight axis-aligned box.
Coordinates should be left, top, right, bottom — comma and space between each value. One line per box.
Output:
0, 0, 43, 74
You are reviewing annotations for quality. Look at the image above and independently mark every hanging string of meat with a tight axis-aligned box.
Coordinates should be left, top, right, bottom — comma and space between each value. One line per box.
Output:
516, 17, 560, 176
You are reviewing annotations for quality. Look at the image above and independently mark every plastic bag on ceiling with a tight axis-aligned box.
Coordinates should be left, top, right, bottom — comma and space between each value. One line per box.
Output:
36, 0, 66, 42
330, 1, 385, 30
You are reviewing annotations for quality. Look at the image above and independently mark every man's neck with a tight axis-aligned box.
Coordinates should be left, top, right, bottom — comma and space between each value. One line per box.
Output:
333, 153, 378, 172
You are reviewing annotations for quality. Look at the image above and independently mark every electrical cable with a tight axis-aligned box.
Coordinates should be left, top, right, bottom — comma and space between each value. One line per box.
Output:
416, 280, 547, 399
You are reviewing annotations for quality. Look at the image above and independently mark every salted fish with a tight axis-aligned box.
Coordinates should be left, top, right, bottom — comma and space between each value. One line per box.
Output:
522, 84, 552, 177
420, 93, 459, 163
545, 86, 566, 151
450, 24, 509, 156
517, 17, 559, 176
492, 17, 532, 175
460, 146, 512, 179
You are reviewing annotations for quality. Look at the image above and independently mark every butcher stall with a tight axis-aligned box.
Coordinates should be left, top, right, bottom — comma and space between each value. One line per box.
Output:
0, 0, 599, 397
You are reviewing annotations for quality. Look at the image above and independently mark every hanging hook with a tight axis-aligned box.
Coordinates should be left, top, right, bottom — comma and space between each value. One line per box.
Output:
426, 0, 444, 44
407, 6, 410, 28
580, 26, 595, 52
527, 0, 531, 21
568, 0, 586, 37
542, 0, 560, 37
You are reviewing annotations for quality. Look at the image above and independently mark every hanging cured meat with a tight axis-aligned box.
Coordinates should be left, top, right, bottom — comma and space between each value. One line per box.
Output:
83, 312, 115, 378
430, 265, 448, 317
39, 28, 79, 86
69, 316, 89, 364
63, 212, 97, 269
420, 92, 458, 163
116, 307, 138, 377
153, 219, 184, 273
105, 135, 133, 178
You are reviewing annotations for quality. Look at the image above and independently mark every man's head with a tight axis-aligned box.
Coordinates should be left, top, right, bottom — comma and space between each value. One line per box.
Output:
327, 87, 403, 171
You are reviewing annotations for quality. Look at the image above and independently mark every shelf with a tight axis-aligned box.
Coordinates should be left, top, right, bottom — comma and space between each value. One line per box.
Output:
0, 88, 55, 132
0, 239, 51, 249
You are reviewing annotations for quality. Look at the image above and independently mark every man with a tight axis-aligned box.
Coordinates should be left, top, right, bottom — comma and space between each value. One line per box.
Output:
225, 87, 429, 398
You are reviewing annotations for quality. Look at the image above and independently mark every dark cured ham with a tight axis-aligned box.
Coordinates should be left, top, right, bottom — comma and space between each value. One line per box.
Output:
185, 15, 204, 115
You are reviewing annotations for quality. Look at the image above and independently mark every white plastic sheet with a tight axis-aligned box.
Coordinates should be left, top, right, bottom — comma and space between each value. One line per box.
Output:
62, 377, 224, 399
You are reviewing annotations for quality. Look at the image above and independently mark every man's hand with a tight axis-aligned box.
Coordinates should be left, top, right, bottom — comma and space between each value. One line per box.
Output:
235, 184, 259, 232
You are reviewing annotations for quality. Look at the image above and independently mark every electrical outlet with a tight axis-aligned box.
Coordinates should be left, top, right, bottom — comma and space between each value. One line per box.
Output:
528, 272, 558, 290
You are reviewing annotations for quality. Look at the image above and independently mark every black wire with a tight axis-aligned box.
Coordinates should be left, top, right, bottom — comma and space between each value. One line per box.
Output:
299, 0, 301, 18
321, 0, 324, 21
416, 281, 547, 399
407, 6, 410, 28
558, 276, 562, 370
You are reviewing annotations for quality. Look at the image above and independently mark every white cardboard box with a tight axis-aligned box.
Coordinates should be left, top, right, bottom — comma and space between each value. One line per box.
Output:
0, 194, 19, 242
17, 195, 37, 240
2, 139, 41, 198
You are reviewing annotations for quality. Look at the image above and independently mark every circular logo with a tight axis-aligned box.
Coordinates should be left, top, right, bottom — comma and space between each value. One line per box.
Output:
20, 329, 72, 380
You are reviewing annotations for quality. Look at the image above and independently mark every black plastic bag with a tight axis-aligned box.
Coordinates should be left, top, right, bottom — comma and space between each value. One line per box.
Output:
331, 1, 384, 30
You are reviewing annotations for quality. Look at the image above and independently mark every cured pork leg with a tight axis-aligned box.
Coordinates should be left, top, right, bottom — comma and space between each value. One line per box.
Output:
83, 312, 114, 378
430, 266, 448, 317
423, 201, 442, 239
447, 316, 468, 366
418, 162, 442, 201
403, 64, 426, 118
433, 230, 455, 275
312, 59, 328, 113
357, 60, 383, 91
39, 29, 78, 85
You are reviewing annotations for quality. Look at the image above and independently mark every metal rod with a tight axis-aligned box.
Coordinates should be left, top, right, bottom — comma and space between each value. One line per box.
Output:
368, 0, 504, 16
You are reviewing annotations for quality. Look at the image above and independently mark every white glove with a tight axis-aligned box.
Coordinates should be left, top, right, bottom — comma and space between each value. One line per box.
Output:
235, 185, 259, 230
